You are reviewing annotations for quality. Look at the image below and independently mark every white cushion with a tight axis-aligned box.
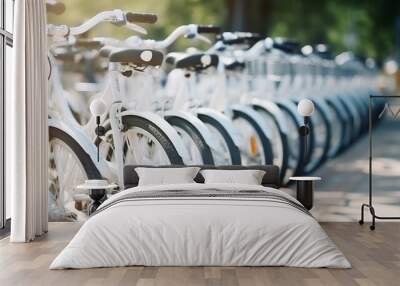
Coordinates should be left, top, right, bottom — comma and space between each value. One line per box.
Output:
135, 167, 201, 186
200, 169, 266, 185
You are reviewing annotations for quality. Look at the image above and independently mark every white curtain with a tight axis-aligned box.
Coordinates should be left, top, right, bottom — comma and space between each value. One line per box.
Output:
7, 0, 48, 242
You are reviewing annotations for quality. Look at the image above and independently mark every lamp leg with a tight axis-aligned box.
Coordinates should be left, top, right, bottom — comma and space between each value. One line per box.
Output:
304, 132, 308, 167
300, 116, 310, 175
96, 116, 100, 162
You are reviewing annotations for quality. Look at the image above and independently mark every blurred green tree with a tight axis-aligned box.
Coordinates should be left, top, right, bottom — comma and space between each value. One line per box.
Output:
228, 0, 400, 61
48, 0, 400, 60
48, 0, 225, 51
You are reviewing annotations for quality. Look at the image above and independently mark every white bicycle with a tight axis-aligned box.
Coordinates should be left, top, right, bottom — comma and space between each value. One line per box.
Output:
47, 9, 193, 220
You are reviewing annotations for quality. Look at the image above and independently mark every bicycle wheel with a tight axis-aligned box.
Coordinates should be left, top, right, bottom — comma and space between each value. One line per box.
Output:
231, 105, 274, 165
349, 92, 368, 134
49, 126, 101, 222
121, 114, 185, 165
96, 114, 187, 165
165, 113, 215, 165
197, 109, 242, 165
252, 101, 289, 184
337, 93, 363, 141
275, 99, 307, 176
325, 95, 352, 152
323, 98, 345, 158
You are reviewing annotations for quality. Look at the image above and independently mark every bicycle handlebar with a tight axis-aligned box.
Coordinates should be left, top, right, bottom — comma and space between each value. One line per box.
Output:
126, 12, 157, 24
197, 25, 221, 34
69, 10, 126, 35
48, 9, 155, 40
154, 25, 192, 49
152, 24, 216, 49
55, 23, 215, 51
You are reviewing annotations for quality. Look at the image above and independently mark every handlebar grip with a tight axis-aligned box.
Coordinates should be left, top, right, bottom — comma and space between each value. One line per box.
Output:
46, 1, 66, 15
197, 25, 221, 34
125, 12, 157, 24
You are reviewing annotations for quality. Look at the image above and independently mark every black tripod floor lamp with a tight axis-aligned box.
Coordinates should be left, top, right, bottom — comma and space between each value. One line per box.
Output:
90, 99, 107, 162
87, 98, 108, 214
297, 98, 315, 164
287, 99, 320, 210
359, 95, 400, 230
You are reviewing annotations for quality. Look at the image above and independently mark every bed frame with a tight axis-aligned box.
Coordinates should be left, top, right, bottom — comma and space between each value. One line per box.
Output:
123, 165, 281, 189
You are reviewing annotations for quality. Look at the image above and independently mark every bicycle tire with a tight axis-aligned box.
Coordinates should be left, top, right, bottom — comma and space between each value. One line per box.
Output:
121, 114, 185, 165
165, 115, 215, 165
95, 115, 186, 165
231, 107, 274, 165
252, 103, 289, 184
197, 113, 242, 165
324, 96, 351, 152
297, 97, 332, 173
49, 126, 102, 179
275, 100, 307, 176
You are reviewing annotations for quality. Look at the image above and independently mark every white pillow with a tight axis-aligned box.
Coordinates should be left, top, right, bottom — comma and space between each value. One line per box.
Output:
200, 169, 266, 185
135, 167, 200, 186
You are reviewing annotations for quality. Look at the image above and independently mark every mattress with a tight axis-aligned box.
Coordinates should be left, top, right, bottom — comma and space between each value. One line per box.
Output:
50, 183, 350, 269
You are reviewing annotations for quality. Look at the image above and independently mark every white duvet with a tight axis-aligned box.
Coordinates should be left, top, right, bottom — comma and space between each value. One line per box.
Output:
50, 183, 350, 269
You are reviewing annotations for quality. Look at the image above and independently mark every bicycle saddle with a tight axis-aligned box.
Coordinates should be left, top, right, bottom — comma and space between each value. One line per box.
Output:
166, 52, 218, 71
272, 37, 302, 54
218, 32, 263, 47
108, 48, 164, 67
221, 57, 245, 71
313, 44, 334, 60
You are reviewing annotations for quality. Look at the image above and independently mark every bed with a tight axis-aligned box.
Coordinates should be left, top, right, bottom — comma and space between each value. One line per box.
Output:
50, 165, 350, 269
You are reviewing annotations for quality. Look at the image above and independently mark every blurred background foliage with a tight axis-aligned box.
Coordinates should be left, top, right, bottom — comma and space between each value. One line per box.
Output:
49, 0, 400, 61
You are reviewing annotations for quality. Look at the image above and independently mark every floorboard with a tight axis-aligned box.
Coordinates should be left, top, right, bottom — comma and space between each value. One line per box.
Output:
1, 222, 399, 286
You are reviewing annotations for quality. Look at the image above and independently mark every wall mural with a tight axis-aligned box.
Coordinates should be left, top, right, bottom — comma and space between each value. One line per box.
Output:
47, 9, 385, 222
378, 103, 400, 119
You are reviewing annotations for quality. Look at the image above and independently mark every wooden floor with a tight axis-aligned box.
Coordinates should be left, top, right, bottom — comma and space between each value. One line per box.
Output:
0, 222, 399, 286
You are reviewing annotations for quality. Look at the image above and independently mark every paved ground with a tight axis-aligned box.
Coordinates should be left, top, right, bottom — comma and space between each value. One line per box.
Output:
292, 118, 400, 222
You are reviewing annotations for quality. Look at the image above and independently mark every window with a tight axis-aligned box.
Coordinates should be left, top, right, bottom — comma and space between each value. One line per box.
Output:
5, 0, 13, 33
0, 0, 13, 232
